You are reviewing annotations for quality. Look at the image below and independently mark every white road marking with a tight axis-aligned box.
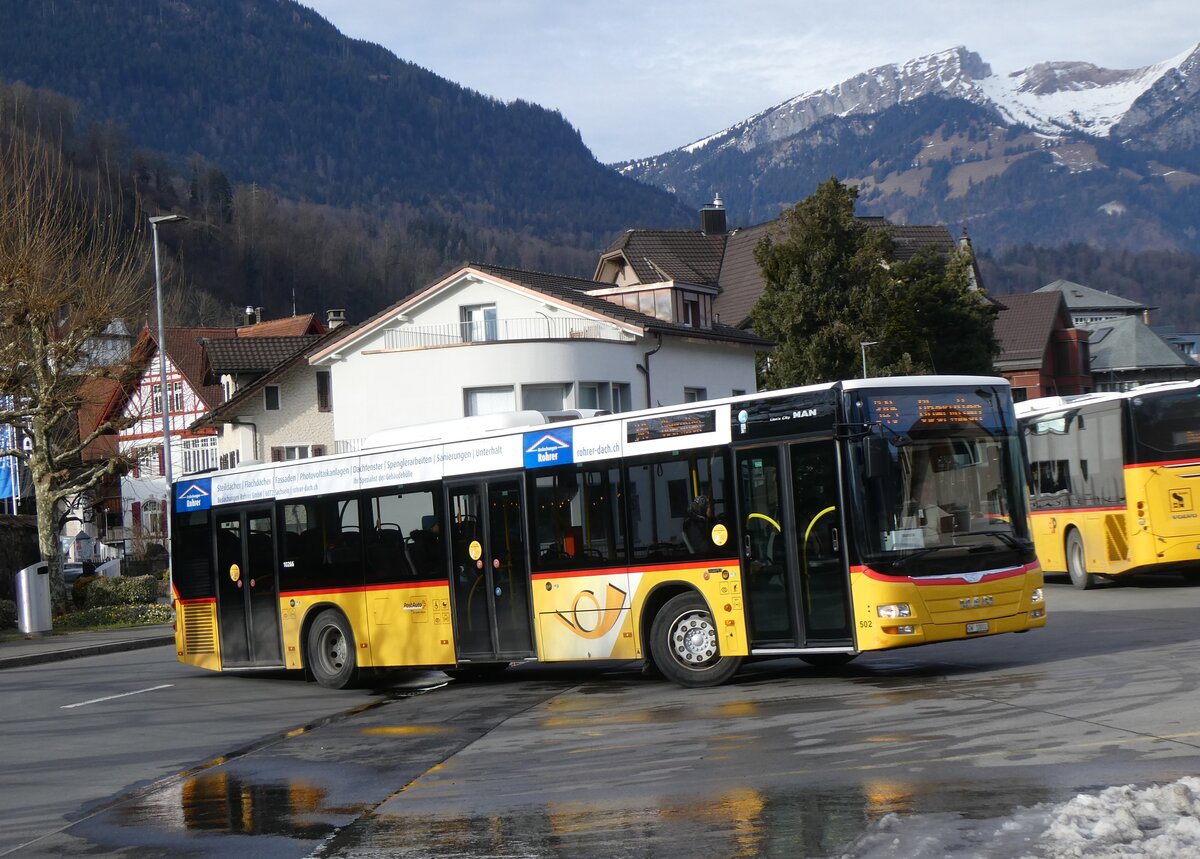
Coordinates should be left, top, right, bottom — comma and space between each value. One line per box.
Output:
61, 684, 174, 709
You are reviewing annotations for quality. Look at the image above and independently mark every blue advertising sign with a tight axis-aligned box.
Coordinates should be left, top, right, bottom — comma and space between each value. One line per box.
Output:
523, 427, 573, 469
175, 478, 213, 512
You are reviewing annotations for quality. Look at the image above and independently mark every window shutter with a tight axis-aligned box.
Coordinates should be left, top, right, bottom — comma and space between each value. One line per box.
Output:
131, 501, 142, 527
157, 445, 165, 475
271, 447, 284, 462
160, 500, 168, 531
311, 445, 326, 457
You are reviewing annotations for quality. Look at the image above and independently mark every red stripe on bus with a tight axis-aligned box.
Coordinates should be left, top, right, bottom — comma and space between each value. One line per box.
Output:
530, 558, 741, 580
856, 562, 1037, 586
1030, 506, 1126, 516
1127, 458, 1200, 469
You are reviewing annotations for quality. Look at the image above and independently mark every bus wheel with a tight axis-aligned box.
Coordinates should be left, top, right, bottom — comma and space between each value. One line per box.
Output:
308, 609, 358, 689
1065, 530, 1096, 591
649, 593, 742, 688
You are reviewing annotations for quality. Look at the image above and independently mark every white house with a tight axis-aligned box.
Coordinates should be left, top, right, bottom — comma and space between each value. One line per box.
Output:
305, 263, 770, 452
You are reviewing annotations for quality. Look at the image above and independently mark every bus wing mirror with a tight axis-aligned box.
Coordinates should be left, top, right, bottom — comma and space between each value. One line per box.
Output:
864, 436, 889, 479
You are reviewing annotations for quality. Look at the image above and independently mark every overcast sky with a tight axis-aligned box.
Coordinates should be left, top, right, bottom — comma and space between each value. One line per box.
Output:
301, 1, 1199, 164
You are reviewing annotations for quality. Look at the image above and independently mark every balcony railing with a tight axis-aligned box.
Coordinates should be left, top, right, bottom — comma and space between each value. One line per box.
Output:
382, 317, 627, 349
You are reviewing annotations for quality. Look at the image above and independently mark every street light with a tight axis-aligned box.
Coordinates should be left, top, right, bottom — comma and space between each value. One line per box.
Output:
860, 341, 879, 379
149, 215, 187, 488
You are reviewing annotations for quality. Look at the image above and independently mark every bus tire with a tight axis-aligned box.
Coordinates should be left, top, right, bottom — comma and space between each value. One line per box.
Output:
1065, 530, 1096, 591
307, 609, 358, 689
649, 593, 742, 688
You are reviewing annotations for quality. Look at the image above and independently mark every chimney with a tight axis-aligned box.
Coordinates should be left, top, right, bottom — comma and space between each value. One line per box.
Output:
243, 306, 254, 326
255, 307, 263, 325
327, 309, 347, 329
700, 193, 727, 236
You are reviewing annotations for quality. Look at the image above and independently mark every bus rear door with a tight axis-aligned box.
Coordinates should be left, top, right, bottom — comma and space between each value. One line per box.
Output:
446, 476, 536, 662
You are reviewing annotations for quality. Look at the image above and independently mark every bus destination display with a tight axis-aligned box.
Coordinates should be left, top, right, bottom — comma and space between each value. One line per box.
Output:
627, 409, 716, 443
872, 396, 986, 426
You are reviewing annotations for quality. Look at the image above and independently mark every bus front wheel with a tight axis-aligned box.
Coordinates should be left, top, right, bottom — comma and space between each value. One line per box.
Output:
1065, 530, 1096, 591
649, 593, 742, 688
307, 609, 358, 689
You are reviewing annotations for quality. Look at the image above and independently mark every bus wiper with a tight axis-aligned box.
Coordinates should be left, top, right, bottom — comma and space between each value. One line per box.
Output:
966, 531, 1033, 551
891, 545, 953, 568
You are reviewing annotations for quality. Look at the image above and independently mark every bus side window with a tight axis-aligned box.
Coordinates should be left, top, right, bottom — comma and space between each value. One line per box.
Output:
364, 487, 443, 583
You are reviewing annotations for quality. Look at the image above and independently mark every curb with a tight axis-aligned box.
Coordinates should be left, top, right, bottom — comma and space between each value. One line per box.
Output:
0, 634, 175, 670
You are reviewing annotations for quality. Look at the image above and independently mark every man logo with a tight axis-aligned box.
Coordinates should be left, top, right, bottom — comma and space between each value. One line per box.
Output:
960, 596, 994, 609
793, 408, 817, 419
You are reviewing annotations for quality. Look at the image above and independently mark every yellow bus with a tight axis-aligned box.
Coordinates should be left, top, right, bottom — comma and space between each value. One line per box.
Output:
1017, 380, 1200, 589
171, 375, 1044, 688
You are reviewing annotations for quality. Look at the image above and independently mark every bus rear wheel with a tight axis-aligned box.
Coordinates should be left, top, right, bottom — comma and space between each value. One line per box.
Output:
1065, 530, 1096, 591
649, 593, 742, 688
308, 609, 358, 689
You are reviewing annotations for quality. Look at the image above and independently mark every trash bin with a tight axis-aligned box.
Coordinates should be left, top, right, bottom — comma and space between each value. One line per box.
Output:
16, 562, 51, 636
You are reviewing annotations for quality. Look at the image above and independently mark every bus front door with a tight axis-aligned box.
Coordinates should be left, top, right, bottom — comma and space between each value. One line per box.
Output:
738, 442, 853, 649
214, 505, 284, 668
447, 477, 535, 661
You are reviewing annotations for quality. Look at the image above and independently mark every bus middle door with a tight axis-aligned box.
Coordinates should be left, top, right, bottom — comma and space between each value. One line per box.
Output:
447, 476, 535, 661
214, 505, 284, 668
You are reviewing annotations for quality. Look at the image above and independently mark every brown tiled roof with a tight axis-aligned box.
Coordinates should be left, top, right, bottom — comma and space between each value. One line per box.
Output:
602, 216, 962, 332
193, 329, 343, 428
237, 314, 327, 337
202, 336, 321, 382
599, 230, 727, 285
471, 263, 771, 347
993, 292, 1067, 369
162, 326, 240, 409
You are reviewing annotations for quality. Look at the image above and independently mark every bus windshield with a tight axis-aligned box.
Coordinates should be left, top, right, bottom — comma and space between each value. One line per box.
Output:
848, 385, 1032, 575
1128, 387, 1200, 464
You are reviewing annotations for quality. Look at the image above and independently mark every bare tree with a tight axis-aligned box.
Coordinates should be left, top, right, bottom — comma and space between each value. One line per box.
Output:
0, 134, 148, 614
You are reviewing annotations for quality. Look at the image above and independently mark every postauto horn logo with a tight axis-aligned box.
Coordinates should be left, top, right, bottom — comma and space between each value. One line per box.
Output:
523, 428, 573, 469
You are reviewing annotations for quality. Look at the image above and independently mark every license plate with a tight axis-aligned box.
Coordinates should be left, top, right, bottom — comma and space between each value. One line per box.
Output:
966, 621, 990, 635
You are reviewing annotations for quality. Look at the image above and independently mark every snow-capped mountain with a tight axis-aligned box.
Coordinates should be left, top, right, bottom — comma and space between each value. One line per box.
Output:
617, 43, 1200, 257
629, 44, 1199, 167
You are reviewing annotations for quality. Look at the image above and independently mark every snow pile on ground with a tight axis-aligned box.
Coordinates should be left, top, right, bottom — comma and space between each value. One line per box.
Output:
838, 777, 1200, 858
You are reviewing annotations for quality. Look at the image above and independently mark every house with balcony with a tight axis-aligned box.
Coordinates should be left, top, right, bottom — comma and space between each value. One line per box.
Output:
305, 263, 770, 452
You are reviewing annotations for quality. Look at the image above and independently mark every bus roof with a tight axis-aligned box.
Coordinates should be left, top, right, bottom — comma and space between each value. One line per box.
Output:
1015, 378, 1200, 420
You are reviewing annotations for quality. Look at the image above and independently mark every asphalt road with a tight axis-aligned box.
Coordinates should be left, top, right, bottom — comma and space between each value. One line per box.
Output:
6, 575, 1200, 857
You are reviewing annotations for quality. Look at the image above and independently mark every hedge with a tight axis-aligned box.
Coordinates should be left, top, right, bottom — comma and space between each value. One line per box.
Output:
75, 575, 161, 610
0, 599, 15, 629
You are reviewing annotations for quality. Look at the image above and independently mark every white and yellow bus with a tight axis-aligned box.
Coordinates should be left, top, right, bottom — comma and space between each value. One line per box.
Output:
1017, 380, 1200, 589
171, 375, 1044, 688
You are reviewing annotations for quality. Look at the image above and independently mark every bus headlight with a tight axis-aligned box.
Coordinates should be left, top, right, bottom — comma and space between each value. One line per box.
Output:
1031, 588, 1044, 603
877, 603, 912, 619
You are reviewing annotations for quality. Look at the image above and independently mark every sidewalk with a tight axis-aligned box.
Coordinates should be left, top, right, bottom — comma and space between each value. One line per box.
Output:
0, 624, 174, 670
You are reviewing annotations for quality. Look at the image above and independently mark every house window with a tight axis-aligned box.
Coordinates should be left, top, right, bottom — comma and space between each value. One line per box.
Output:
316, 371, 332, 412
182, 437, 218, 474
612, 383, 632, 413
270, 444, 326, 462
732, 389, 746, 397
683, 387, 707, 403
149, 383, 162, 416
682, 295, 700, 327
464, 386, 515, 416
460, 304, 498, 342
136, 444, 163, 477
522, 384, 566, 412
170, 381, 184, 413
579, 383, 604, 410
264, 385, 281, 411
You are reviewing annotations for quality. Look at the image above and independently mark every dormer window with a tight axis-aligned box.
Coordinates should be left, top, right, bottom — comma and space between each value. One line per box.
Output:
682, 295, 700, 327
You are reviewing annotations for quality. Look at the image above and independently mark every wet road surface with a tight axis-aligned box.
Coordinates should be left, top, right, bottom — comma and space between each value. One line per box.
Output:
19, 577, 1200, 857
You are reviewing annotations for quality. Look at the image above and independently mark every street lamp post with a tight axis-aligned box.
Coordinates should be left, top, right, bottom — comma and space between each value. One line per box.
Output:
149, 215, 187, 485
860, 340, 879, 379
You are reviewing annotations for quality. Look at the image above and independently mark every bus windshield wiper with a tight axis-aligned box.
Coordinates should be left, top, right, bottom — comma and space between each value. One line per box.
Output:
965, 531, 1032, 551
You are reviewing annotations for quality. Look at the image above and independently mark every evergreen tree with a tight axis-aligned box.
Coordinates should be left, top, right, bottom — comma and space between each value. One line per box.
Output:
751, 178, 895, 388
751, 178, 998, 389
